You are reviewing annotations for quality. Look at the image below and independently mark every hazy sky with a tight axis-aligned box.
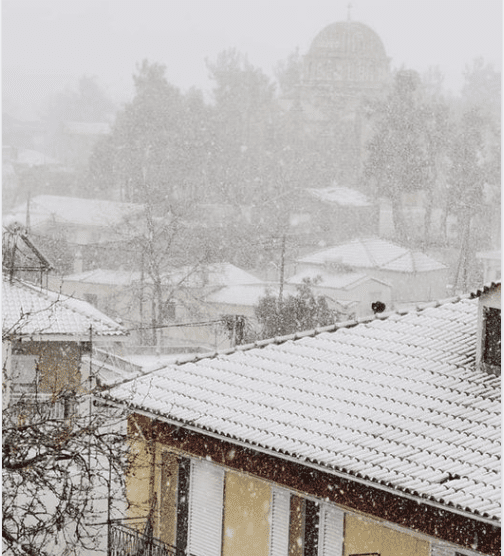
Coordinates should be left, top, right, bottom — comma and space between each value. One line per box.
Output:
3, 0, 502, 119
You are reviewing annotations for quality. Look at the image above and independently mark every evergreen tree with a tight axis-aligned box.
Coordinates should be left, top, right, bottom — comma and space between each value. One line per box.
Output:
88, 60, 209, 204
255, 279, 336, 339
447, 107, 487, 291
205, 48, 276, 204
364, 69, 429, 242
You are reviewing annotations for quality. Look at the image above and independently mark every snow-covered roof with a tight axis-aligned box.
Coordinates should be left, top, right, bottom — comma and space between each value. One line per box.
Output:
62, 121, 111, 135
305, 186, 371, 207
3, 195, 145, 230
105, 290, 500, 523
205, 283, 296, 307
177, 263, 264, 288
62, 263, 265, 293
63, 268, 142, 287
3, 146, 60, 167
3, 277, 126, 339
287, 269, 389, 290
299, 238, 447, 273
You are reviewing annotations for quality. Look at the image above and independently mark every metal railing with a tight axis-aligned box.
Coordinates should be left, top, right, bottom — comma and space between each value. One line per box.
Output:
7, 393, 78, 422
109, 522, 187, 556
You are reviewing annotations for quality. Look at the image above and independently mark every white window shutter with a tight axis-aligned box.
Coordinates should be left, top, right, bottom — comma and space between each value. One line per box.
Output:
431, 546, 456, 556
318, 504, 344, 556
269, 488, 290, 556
187, 459, 224, 556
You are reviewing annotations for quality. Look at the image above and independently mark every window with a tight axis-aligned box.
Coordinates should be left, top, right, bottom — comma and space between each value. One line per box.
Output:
483, 307, 501, 367
187, 459, 224, 556
11, 355, 39, 392
304, 499, 320, 556
431, 545, 464, 556
319, 504, 344, 556
176, 457, 190, 551
270, 488, 290, 556
287, 497, 344, 556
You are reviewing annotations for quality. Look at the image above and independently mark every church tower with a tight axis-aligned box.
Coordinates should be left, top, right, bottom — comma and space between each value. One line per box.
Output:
293, 16, 391, 186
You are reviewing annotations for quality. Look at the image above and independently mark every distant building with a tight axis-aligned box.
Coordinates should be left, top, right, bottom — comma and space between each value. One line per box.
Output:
50, 263, 271, 352
2, 224, 54, 286
3, 276, 127, 416
296, 237, 449, 305
287, 269, 392, 318
281, 17, 391, 186
257, 186, 378, 261
3, 195, 147, 273
2, 144, 69, 211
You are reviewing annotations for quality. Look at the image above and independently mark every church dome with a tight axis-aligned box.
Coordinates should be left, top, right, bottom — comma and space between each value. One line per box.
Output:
308, 21, 387, 59
302, 20, 390, 88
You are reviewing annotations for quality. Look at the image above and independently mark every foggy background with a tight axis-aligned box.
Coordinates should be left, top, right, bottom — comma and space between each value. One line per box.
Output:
3, 0, 502, 119
2, 0, 502, 351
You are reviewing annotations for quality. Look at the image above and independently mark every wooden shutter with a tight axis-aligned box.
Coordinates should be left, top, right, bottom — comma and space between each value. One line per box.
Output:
318, 504, 344, 556
269, 488, 290, 556
187, 459, 224, 556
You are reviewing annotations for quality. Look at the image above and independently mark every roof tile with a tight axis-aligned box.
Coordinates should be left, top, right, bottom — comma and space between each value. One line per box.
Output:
105, 294, 501, 521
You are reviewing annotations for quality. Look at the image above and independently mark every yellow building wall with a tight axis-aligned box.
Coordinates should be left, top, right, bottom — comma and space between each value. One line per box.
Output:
155, 447, 179, 547
126, 432, 153, 527
289, 495, 304, 556
344, 515, 429, 556
222, 471, 271, 556
13, 341, 82, 394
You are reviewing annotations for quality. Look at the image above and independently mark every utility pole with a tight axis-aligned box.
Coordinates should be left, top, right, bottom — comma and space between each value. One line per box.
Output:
139, 250, 145, 345
278, 234, 286, 305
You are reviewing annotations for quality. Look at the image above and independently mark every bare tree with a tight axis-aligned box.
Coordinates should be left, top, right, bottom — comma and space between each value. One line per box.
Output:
3, 321, 131, 556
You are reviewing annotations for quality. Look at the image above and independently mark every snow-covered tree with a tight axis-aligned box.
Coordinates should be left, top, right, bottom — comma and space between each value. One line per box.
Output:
364, 69, 429, 242
255, 278, 337, 339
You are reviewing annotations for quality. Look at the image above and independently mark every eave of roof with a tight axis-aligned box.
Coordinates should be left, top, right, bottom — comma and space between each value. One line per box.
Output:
469, 281, 501, 299
107, 401, 499, 528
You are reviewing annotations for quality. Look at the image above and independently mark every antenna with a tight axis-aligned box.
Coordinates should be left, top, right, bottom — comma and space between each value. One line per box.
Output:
347, 1, 353, 21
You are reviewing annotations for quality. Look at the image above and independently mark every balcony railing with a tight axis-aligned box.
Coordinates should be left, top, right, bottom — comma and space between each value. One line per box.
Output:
109, 522, 188, 556
7, 393, 78, 423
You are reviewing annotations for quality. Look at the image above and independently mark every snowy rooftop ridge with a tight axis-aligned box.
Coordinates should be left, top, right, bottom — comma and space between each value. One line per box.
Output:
3, 195, 145, 230
3, 277, 127, 339
298, 237, 447, 273
103, 285, 501, 522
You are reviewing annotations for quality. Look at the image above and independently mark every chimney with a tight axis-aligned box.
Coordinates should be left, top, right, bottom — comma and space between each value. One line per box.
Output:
475, 283, 501, 376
